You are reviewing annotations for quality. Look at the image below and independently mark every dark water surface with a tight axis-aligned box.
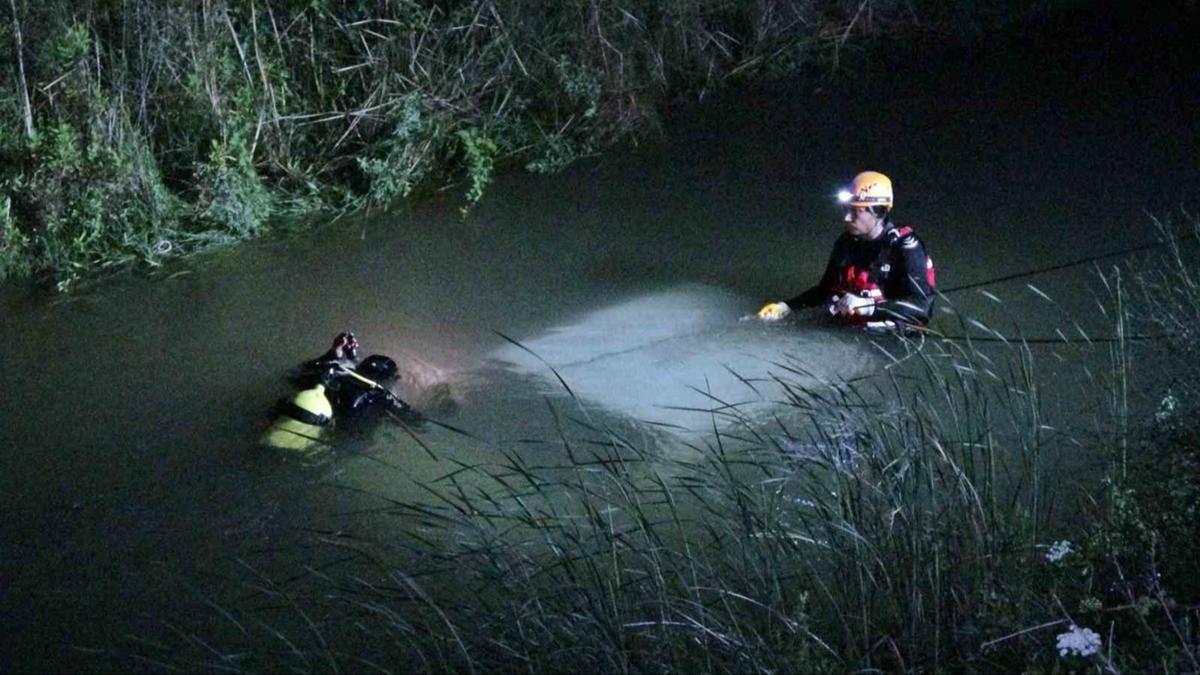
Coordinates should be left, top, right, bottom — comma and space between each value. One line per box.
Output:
2, 7, 1196, 671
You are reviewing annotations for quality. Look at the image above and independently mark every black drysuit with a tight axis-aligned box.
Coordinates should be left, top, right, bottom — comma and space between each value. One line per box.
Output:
787, 222, 935, 325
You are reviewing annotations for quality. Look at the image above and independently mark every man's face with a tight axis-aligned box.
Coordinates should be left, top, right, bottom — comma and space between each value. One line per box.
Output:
843, 205, 881, 239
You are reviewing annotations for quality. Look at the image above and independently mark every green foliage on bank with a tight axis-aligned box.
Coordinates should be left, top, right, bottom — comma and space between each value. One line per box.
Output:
2, 0, 1066, 289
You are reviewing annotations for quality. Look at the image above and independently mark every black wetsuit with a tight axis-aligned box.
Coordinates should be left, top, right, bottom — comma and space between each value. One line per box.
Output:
787, 222, 936, 325
329, 375, 405, 416
328, 354, 411, 418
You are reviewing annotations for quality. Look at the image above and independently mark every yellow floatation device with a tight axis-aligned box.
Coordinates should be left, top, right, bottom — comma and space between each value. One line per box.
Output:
261, 383, 334, 451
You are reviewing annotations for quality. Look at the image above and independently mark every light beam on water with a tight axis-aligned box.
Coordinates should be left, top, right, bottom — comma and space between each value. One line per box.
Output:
489, 283, 882, 433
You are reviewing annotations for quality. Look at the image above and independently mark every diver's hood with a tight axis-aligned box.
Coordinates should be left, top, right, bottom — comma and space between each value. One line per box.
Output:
356, 354, 398, 383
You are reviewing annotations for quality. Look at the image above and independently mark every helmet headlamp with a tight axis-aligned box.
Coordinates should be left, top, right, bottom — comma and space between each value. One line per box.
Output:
837, 171, 894, 208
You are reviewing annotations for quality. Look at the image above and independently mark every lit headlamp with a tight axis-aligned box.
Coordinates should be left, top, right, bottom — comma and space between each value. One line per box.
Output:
837, 190, 890, 206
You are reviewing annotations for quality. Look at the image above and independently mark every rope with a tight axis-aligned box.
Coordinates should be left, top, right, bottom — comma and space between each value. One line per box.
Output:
940, 240, 1165, 294
927, 240, 1176, 343
909, 328, 1170, 345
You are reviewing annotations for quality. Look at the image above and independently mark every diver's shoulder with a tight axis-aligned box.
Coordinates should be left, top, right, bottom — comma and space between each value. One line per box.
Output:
886, 223, 925, 250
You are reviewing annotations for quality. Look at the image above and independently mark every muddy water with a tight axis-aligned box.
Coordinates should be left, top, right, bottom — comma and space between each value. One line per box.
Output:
2, 7, 1197, 671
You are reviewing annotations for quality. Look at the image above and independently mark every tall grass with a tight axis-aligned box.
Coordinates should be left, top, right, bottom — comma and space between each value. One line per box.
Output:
120, 213, 1200, 673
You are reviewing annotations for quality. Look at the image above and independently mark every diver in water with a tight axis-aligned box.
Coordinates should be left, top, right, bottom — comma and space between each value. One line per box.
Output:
757, 171, 936, 332
300, 332, 412, 417
263, 333, 415, 450
327, 353, 413, 419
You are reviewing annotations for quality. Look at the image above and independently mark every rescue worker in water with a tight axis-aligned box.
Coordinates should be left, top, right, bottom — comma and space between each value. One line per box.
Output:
261, 333, 413, 451
757, 171, 936, 330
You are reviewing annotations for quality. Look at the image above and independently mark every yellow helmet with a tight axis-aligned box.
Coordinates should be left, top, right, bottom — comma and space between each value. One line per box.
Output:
838, 171, 894, 208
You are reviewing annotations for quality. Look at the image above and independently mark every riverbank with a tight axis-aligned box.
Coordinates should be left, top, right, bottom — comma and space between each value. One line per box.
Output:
2, 0, 1082, 290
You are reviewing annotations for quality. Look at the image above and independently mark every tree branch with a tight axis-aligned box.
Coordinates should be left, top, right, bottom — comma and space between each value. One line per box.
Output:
9, 0, 34, 139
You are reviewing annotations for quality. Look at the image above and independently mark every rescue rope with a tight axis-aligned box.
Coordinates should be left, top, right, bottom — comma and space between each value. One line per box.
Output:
940, 240, 1165, 294
907, 326, 1169, 345
928, 239, 1176, 343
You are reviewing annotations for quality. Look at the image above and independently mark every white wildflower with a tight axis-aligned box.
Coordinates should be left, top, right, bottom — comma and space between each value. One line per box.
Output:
1045, 540, 1073, 563
1056, 624, 1101, 657
1156, 392, 1179, 424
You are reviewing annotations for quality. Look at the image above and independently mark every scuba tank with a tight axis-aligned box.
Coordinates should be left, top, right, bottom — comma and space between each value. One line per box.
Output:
261, 381, 334, 451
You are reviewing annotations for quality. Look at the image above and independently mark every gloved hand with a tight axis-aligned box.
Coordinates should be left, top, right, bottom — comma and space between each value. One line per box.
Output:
832, 292, 876, 317
757, 301, 792, 321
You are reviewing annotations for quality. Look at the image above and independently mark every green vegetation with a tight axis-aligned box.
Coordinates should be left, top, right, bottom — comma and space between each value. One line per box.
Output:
129, 213, 1199, 673
2, 0, 1066, 289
